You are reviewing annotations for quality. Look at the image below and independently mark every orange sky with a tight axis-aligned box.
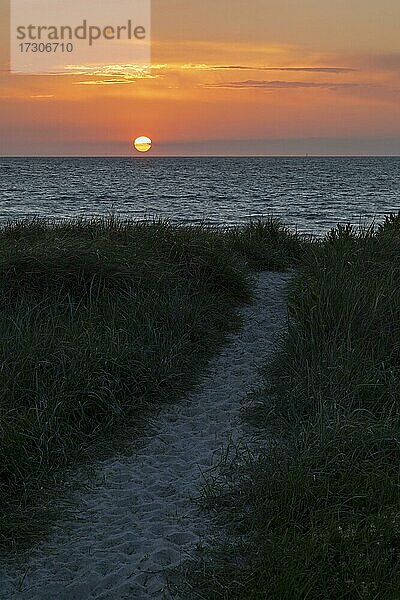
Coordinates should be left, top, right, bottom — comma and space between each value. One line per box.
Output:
1, 0, 400, 155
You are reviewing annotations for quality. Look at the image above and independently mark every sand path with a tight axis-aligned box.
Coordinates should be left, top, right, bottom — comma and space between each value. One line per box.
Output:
0, 272, 289, 600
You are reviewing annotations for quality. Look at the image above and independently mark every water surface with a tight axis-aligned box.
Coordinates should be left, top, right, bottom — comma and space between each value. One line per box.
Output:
0, 157, 399, 234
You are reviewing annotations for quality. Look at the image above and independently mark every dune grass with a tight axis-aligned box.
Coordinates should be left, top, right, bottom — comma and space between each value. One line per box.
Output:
193, 213, 400, 599
223, 219, 304, 271
0, 216, 300, 550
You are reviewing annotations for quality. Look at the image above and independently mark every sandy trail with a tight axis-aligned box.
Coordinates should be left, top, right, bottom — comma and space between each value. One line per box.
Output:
0, 272, 289, 600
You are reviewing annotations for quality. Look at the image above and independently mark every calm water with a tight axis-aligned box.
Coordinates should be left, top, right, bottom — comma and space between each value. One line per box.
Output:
0, 157, 399, 234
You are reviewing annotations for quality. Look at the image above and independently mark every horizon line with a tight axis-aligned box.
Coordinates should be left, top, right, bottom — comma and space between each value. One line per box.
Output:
1, 154, 400, 159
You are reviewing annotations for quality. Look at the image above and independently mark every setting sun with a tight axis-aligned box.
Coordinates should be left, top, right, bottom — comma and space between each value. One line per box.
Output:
134, 136, 152, 153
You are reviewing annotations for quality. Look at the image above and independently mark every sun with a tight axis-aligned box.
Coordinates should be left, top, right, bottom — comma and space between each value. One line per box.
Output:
134, 136, 152, 153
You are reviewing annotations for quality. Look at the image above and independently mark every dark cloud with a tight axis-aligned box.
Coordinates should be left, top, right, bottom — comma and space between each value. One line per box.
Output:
203, 80, 365, 90
215, 66, 357, 73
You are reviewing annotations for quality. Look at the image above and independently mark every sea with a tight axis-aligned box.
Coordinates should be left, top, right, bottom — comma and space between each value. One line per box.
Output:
0, 156, 399, 235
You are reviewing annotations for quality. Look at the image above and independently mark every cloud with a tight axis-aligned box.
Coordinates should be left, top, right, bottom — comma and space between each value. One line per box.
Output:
75, 79, 134, 86
64, 64, 166, 74
202, 80, 366, 90
67, 64, 164, 85
182, 64, 356, 73
30, 94, 55, 99
226, 66, 356, 73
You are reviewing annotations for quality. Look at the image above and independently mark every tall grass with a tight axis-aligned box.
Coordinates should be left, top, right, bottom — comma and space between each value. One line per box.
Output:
193, 213, 400, 599
0, 216, 300, 550
223, 219, 304, 270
